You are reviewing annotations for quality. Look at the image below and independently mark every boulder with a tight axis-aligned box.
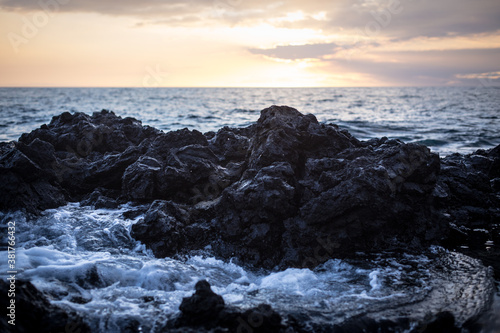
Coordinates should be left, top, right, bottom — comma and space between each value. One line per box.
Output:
178, 280, 225, 326
167, 280, 285, 332
212, 106, 443, 268
130, 200, 213, 258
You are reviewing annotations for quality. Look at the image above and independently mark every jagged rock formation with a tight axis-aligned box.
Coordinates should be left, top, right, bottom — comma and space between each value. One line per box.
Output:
1, 106, 499, 332
437, 147, 500, 277
0, 106, 498, 271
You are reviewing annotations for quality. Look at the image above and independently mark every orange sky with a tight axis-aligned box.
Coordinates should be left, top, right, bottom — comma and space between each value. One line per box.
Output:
1, 0, 499, 87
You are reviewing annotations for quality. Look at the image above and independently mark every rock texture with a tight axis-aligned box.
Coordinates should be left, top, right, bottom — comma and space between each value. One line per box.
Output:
437, 147, 500, 277
0, 279, 90, 333
166, 280, 285, 332
1, 106, 499, 271
210, 106, 443, 268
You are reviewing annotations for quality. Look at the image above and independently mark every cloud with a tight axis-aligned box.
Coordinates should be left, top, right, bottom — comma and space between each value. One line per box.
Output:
456, 71, 500, 86
456, 71, 500, 80
249, 40, 386, 61
249, 43, 340, 60
327, 47, 500, 86
0, 0, 205, 18
248, 41, 500, 86
338, 0, 500, 40
2, 0, 499, 40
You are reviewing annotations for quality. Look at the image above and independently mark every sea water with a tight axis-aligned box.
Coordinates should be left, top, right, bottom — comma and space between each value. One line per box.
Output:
0, 204, 496, 332
1, 87, 499, 156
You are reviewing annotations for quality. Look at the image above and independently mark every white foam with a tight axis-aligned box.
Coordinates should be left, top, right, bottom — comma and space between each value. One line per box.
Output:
259, 268, 318, 296
0, 204, 448, 332
369, 270, 382, 291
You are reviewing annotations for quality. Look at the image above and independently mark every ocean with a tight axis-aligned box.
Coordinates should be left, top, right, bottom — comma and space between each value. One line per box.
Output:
1, 87, 499, 332
1, 87, 499, 156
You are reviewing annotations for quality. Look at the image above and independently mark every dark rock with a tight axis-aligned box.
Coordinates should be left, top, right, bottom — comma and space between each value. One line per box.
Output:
213, 106, 443, 268
1, 106, 499, 273
436, 148, 500, 278
214, 161, 298, 267
436, 150, 500, 222
131, 200, 188, 258
420, 311, 460, 333
208, 126, 251, 163
155, 144, 226, 203
81, 188, 121, 209
122, 207, 148, 220
320, 311, 459, 333
247, 106, 358, 170
331, 316, 407, 333
122, 156, 163, 201
233, 304, 284, 333
0, 279, 90, 333
19, 110, 159, 154
178, 280, 225, 326
146, 128, 208, 157
131, 200, 214, 258
1, 110, 157, 213
167, 280, 285, 332
81, 146, 143, 193
0, 145, 66, 213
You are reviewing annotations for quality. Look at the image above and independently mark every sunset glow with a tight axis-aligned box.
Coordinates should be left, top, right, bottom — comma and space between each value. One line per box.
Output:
1, 0, 499, 87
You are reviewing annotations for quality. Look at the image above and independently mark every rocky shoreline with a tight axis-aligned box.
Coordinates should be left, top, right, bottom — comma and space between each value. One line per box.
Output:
1, 106, 499, 332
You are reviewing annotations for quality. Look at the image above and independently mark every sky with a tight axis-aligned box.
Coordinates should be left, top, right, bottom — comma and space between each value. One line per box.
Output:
0, 0, 499, 87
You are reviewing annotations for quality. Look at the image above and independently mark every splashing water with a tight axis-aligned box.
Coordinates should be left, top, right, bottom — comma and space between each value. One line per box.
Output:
0, 203, 495, 332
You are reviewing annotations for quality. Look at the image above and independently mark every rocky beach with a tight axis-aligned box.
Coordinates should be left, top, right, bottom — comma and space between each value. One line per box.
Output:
1, 105, 499, 332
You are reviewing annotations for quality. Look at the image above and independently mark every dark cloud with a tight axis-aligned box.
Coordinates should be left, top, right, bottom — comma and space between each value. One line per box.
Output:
2, 0, 499, 39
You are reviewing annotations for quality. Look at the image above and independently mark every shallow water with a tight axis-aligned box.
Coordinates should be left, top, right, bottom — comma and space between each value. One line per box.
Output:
0, 204, 496, 332
1, 87, 499, 156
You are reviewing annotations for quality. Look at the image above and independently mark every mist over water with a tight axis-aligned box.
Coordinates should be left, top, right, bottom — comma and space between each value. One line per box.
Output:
1, 87, 499, 156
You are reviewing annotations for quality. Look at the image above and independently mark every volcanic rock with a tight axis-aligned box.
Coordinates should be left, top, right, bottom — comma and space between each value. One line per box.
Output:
437, 146, 500, 277
1, 106, 499, 271
167, 280, 285, 332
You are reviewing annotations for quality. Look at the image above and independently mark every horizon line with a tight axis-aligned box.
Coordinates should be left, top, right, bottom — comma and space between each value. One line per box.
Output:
0, 85, 489, 89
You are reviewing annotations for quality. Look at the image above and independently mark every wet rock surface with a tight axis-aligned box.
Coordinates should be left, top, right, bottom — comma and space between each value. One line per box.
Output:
1, 105, 499, 332
436, 146, 500, 278
166, 280, 285, 332
1, 106, 499, 272
0, 106, 457, 268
